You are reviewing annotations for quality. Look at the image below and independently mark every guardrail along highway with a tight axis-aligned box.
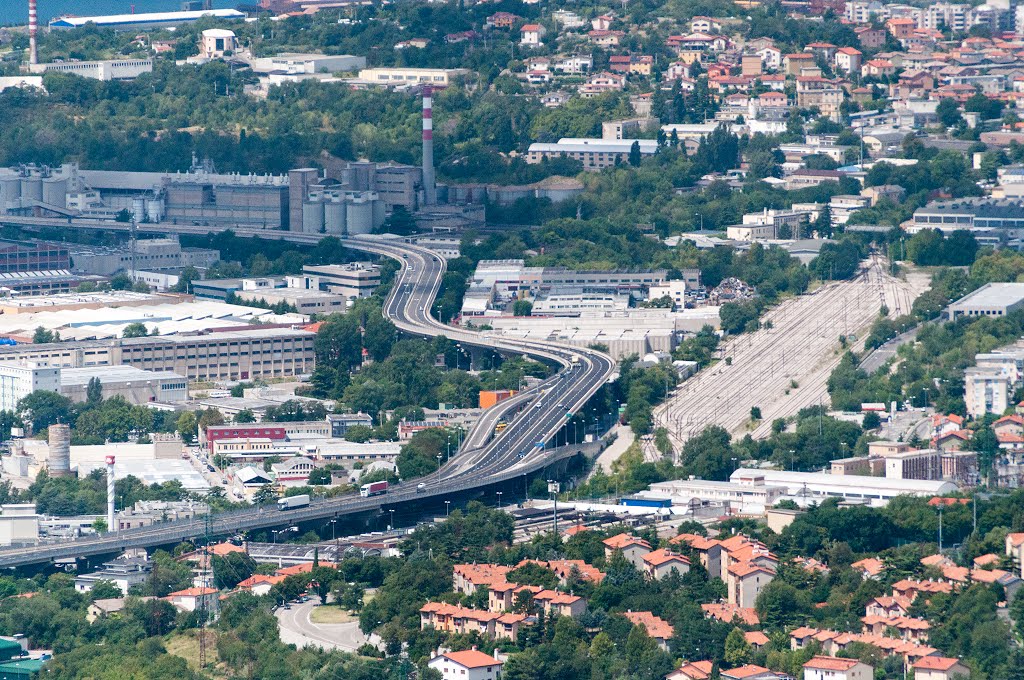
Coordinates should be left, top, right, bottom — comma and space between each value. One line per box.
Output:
0, 230, 615, 569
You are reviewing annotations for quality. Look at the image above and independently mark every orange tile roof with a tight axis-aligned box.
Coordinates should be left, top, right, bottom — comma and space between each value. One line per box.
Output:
790, 626, 820, 638
237, 574, 285, 588
534, 589, 582, 605
942, 565, 970, 582
702, 603, 760, 626
724, 664, 772, 678
804, 656, 860, 671
603, 533, 652, 550
921, 554, 953, 568
420, 602, 501, 623
913, 656, 963, 671
728, 562, 776, 578
1009, 532, 1024, 547
853, 557, 885, 576
207, 542, 247, 557
671, 533, 720, 551
168, 587, 217, 597
745, 631, 770, 646
441, 649, 503, 669
643, 549, 691, 568
623, 610, 674, 639
974, 553, 1000, 567
454, 563, 512, 587
673, 660, 715, 680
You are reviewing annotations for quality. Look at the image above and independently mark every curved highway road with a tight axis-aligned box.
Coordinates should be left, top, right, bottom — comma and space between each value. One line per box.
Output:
0, 231, 615, 569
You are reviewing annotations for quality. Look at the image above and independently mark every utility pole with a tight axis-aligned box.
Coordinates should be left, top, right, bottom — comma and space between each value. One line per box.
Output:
548, 480, 560, 536
199, 510, 213, 669
938, 505, 944, 552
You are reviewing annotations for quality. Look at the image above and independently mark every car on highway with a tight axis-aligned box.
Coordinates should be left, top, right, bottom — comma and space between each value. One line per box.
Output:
416, 483, 426, 492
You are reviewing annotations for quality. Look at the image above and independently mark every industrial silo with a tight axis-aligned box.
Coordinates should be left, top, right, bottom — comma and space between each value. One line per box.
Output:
42, 176, 68, 208
47, 423, 72, 477
20, 176, 42, 202
0, 176, 20, 210
346, 198, 374, 235
302, 201, 325, 233
323, 200, 347, 234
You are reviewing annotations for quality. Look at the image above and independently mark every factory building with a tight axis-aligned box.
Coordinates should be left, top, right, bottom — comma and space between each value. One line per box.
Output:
48, 9, 246, 30
302, 263, 382, 299
0, 240, 70, 273
0, 328, 315, 382
27, 59, 153, 81
68, 237, 219, 276
247, 53, 366, 74
59, 366, 188, 405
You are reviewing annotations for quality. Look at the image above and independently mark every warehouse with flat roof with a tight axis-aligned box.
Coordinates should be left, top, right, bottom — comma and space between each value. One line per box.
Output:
946, 282, 1024, 321
49, 9, 245, 30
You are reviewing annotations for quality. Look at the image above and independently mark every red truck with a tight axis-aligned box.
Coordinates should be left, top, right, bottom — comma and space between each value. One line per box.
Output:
360, 481, 389, 497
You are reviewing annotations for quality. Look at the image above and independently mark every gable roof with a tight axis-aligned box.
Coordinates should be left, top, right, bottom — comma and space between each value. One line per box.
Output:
804, 656, 861, 671
441, 650, 503, 669
913, 656, 965, 671
603, 533, 652, 550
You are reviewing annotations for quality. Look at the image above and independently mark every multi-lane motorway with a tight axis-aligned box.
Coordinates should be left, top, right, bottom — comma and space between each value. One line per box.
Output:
0, 228, 615, 569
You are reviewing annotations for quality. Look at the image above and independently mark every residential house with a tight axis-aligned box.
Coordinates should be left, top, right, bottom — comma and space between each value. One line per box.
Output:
553, 54, 593, 74
453, 564, 512, 595
533, 589, 587, 618
865, 596, 912, 618
804, 657, 873, 680
487, 12, 521, 29
580, 72, 626, 96
758, 46, 783, 70
759, 74, 787, 91
745, 631, 771, 650
891, 579, 954, 602
862, 59, 896, 78
886, 18, 917, 40
428, 649, 504, 680
521, 24, 546, 47
670, 533, 723, 577
807, 42, 838, 61
166, 587, 219, 615
642, 549, 691, 580
668, 660, 715, 680
608, 55, 654, 76
495, 613, 530, 642
701, 602, 760, 626
795, 76, 845, 120
852, 557, 885, 579
861, 615, 931, 642
591, 14, 614, 31
727, 563, 776, 608
723, 665, 781, 680
236, 574, 286, 596
856, 26, 887, 49
603, 533, 653, 569
420, 602, 501, 637
622, 611, 674, 651
691, 16, 721, 33
1006, 533, 1024, 577
488, 582, 543, 612
87, 598, 130, 623
784, 53, 817, 76
912, 656, 972, 680
835, 47, 863, 74
588, 30, 625, 47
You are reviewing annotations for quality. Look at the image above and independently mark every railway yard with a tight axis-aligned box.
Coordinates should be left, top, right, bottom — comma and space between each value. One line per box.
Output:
652, 257, 931, 456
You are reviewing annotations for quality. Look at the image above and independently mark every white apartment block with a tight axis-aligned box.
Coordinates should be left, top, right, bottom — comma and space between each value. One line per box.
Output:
0, 362, 61, 412
965, 366, 1014, 418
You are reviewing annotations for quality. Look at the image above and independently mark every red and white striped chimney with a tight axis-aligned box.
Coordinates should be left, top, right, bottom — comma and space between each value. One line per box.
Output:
28, 0, 39, 66
422, 85, 436, 206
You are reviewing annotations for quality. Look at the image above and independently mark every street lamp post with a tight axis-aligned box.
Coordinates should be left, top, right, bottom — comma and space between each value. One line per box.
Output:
388, 509, 395, 531
444, 500, 451, 517
436, 453, 443, 484
329, 518, 337, 540
496, 491, 503, 509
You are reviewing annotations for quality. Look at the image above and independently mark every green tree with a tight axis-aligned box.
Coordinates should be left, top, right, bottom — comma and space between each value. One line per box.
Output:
629, 140, 642, 167
121, 323, 149, 338
85, 377, 103, 405
513, 299, 533, 316
234, 408, 256, 423
725, 627, 752, 666
176, 411, 198, 444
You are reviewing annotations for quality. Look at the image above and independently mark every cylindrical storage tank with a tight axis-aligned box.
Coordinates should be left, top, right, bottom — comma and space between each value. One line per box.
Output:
324, 200, 347, 235
47, 423, 72, 477
372, 197, 386, 231
302, 201, 324, 233
346, 200, 374, 235
21, 177, 42, 202
146, 198, 164, 223
42, 177, 67, 208
0, 176, 20, 209
132, 197, 145, 221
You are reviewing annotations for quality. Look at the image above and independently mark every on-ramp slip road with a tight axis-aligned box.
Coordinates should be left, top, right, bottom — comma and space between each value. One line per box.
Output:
0, 233, 615, 569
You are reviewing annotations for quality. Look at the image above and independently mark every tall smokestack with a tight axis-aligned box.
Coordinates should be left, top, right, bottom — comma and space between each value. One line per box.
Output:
28, 0, 38, 66
422, 86, 436, 206
106, 455, 116, 533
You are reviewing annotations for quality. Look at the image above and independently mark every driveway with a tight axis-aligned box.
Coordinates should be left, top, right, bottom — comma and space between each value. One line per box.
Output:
275, 599, 381, 652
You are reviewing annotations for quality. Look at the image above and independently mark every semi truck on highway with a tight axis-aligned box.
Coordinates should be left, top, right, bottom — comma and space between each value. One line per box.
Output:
360, 481, 389, 497
277, 495, 310, 511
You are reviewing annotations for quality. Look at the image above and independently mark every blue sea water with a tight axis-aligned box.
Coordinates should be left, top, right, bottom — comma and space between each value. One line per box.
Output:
0, 0, 231, 26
